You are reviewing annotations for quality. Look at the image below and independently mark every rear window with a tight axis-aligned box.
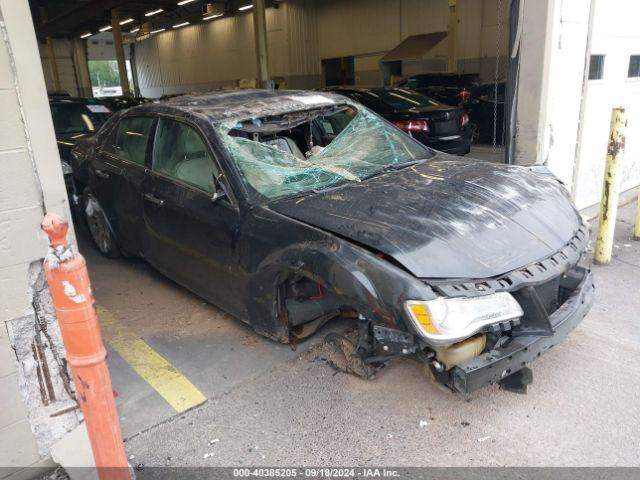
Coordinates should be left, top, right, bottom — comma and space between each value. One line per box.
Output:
366, 89, 441, 110
50, 102, 111, 134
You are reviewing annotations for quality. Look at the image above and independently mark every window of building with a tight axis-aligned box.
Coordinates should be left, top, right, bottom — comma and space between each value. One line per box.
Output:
628, 55, 640, 78
588, 55, 605, 80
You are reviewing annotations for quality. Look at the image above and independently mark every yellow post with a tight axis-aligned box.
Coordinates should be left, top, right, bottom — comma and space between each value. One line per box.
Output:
594, 107, 627, 264
635, 192, 640, 241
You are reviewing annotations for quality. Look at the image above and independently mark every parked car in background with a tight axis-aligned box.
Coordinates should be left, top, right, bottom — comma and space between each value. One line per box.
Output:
48, 96, 112, 202
398, 73, 480, 106
99, 95, 150, 112
71, 90, 593, 393
323, 86, 472, 155
466, 82, 506, 145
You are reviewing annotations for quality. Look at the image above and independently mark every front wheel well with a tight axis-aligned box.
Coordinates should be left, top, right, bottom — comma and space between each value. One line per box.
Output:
278, 275, 358, 341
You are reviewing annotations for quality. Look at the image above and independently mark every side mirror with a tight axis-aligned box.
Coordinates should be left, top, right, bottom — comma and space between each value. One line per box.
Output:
210, 172, 228, 203
211, 189, 226, 203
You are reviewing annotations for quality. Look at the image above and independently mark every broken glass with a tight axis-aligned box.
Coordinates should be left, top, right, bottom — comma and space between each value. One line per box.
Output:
219, 107, 433, 200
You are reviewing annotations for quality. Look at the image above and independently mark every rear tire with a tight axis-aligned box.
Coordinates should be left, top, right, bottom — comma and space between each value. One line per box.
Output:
83, 191, 120, 258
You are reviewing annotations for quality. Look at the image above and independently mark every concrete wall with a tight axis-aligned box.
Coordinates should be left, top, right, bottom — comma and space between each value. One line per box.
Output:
572, 0, 640, 208
134, 0, 509, 97
316, 0, 508, 84
135, 5, 297, 97
0, 1, 83, 477
515, 0, 640, 210
39, 38, 92, 97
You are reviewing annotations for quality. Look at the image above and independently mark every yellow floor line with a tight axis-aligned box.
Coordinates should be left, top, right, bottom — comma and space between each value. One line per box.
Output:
96, 305, 206, 413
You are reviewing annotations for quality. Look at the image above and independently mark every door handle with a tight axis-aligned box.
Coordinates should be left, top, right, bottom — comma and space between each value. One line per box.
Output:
95, 169, 110, 179
144, 193, 165, 206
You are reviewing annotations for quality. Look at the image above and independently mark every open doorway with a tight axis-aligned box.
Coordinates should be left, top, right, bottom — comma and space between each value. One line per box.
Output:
88, 59, 132, 97
322, 56, 355, 86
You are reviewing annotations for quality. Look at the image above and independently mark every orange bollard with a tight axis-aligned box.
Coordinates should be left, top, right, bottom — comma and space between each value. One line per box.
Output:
41, 213, 130, 480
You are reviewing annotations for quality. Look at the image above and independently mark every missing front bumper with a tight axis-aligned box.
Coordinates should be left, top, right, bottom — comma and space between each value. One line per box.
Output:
449, 270, 595, 394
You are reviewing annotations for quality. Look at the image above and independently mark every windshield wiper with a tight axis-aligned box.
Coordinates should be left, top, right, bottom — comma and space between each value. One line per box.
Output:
384, 159, 425, 171
359, 159, 425, 182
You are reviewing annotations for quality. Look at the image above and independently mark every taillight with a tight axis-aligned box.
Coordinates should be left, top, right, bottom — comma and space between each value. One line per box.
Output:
460, 113, 469, 128
457, 88, 471, 103
393, 120, 429, 133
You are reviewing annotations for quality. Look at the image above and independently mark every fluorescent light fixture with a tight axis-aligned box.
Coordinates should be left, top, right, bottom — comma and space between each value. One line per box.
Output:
145, 8, 164, 16
130, 27, 140, 33
177, 0, 196, 4
80, 32, 93, 38
151, 28, 166, 34
120, 18, 134, 25
203, 13, 223, 20
173, 21, 190, 28
238, 4, 253, 11
99, 25, 112, 32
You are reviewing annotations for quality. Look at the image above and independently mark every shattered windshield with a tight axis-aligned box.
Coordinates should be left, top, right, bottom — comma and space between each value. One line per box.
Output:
220, 105, 433, 200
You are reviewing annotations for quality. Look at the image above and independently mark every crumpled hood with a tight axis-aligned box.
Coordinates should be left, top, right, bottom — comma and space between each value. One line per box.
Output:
269, 157, 582, 279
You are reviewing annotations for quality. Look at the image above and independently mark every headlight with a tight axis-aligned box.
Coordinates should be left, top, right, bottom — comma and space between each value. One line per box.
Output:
61, 160, 73, 176
405, 292, 523, 346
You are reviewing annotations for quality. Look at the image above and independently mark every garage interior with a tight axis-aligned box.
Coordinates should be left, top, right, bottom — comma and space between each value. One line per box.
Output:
1, 0, 640, 478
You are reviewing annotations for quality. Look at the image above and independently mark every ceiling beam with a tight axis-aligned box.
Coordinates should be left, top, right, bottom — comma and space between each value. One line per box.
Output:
36, 0, 130, 37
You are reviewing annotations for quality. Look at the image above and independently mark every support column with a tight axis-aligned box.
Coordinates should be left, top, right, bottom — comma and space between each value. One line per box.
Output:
45, 37, 61, 90
252, 0, 270, 88
110, 9, 130, 96
72, 38, 92, 97
447, 0, 458, 73
39, 7, 61, 91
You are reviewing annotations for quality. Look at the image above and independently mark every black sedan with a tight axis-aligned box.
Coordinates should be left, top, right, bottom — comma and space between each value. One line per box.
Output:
98, 95, 151, 112
71, 89, 594, 393
323, 87, 472, 155
49, 96, 112, 202
398, 73, 480, 106
466, 82, 506, 145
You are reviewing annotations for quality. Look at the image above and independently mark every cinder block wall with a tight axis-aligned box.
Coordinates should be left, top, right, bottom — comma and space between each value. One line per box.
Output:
0, 1, 82, 478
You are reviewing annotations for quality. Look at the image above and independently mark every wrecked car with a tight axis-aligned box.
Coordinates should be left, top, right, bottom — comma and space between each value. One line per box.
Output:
71, 89, 594, 394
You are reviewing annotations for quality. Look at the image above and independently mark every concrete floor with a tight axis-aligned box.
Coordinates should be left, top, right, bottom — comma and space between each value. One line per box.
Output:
80, 200, 640, 468
469, 144, 506, 163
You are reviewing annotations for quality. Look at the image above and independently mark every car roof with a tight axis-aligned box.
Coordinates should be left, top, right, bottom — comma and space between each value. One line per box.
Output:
128, 89, 351, 124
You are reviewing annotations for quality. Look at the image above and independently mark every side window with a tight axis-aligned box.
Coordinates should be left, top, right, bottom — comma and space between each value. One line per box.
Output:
152, 119, 219, 194
105, 117, 154, 165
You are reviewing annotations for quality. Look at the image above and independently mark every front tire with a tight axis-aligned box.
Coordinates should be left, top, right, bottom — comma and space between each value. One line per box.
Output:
83, 191, 120, 258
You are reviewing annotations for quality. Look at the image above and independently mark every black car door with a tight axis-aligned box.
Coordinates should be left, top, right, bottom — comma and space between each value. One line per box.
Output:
141, 116, 245, 317
91, 115, 155, 254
